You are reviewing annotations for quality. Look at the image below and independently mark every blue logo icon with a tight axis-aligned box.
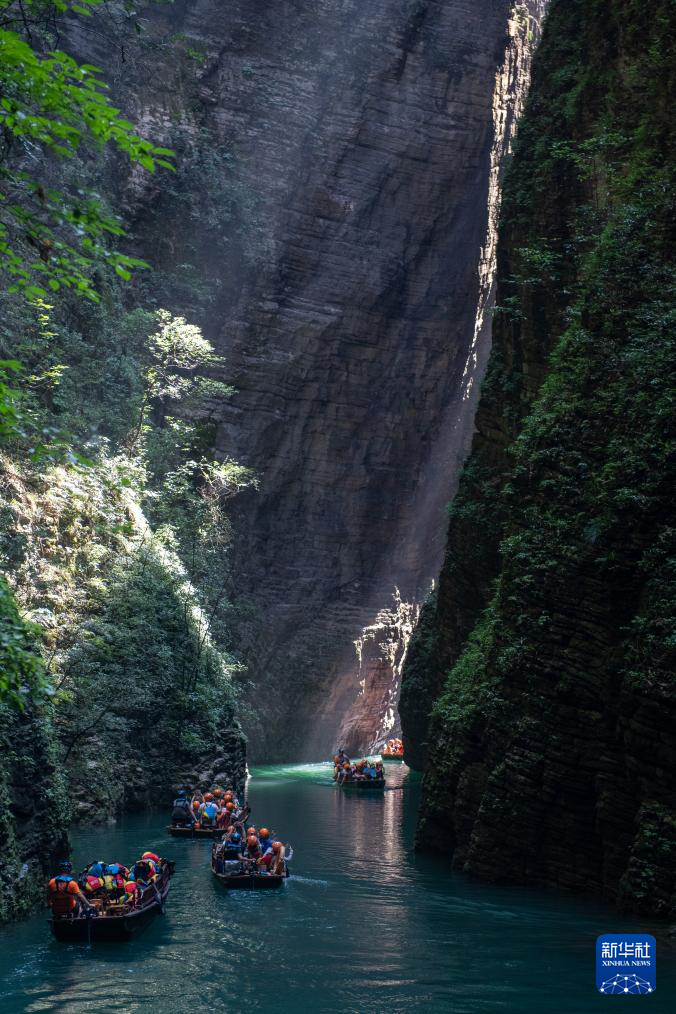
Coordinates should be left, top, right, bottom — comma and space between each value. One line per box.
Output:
597, 934, 656, 994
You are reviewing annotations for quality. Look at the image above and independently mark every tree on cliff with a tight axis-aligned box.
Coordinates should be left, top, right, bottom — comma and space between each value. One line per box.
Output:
0, 0, 174, 301
0, 0, 174, 705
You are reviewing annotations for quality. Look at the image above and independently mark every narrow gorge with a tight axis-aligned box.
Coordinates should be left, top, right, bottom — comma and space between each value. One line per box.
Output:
86, 0, 547, 760
0, 0, 674, 967
0, 0, 547, 916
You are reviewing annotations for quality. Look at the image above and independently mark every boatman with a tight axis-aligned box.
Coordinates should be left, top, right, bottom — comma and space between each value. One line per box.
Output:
48, 861, 94, 917
171, 789, 195, 826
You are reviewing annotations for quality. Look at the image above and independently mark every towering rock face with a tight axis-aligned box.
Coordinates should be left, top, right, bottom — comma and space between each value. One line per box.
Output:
400, 0, 676, 917
213, 0, 548, 761
61, 0, 545, 760
94, 0, 545, 760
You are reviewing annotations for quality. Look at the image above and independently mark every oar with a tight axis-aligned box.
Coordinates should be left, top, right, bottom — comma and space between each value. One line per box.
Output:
85, 905, 95, 946
149, 877, 164, 913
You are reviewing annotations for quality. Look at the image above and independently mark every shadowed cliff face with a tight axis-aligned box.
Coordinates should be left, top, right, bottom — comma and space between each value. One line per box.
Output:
400, 0, 676, 917
68, 0, 543, 760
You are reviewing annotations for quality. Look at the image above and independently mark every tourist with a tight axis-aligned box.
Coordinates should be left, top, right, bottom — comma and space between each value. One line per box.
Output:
128, 857, 156, 886
140, 852, 161, 876
257, 848, 275, 873
81, 859, 107, 880
239, 834, 263, 870
222, 825, 242, 847
258, 827, 274, 854
200, 792, 219, 827
269, 841, 290, 876
122, 880, 139, 905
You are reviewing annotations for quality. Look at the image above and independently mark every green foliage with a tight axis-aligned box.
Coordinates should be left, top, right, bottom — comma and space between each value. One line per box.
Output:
133, 310, 234, 445
432, 607, 504, 725
55, 527, 240, 809
0, 358, 21, 438
430, 0, 676, 724
0, 0, 177, 474
0, 10, 174, 300
618, 802, 676, 913
0, 666, 70, 920
0, 436, 248, 819
0, 299, 251, 822
0, 573, 45, 706
0, 2, 251, 922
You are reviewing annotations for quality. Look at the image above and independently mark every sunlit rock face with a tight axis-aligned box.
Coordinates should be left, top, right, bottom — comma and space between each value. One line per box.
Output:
208, 0, 548, 761
71, 0, 544, 760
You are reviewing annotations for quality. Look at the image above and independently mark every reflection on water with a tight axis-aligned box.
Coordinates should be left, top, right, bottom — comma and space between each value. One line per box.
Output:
0, 762, 674, 1013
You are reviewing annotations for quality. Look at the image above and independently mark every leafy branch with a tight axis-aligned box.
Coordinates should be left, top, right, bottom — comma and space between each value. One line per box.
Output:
0, 8, 175, 301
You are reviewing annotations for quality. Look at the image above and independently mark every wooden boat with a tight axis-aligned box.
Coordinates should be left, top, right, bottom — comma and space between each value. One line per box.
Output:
167, 823, 219, 839
339, 777, 386, 792
50, 862, 175, 942
211, 848, 290, 889
212, 869, 286, 890
381, 751, 405, 762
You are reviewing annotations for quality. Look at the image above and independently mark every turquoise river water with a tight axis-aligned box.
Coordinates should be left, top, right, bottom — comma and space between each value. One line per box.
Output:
1, 762, 674, 1012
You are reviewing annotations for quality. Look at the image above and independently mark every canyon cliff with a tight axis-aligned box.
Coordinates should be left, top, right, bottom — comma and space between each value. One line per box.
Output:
86, 0, 546, 760
0, 0, 546, 918
400, 0, 676, 918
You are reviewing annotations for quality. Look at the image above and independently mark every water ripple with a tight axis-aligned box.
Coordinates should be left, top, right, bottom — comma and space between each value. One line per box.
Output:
1, 763, 675, 1013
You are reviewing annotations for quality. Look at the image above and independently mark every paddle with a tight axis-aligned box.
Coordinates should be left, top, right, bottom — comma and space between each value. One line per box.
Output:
84, 905, 96, 946
149, 875, 165, 913
153, 883, 165, 912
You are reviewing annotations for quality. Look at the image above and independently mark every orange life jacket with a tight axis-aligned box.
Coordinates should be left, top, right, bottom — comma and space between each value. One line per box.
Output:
48, 876, 78, 915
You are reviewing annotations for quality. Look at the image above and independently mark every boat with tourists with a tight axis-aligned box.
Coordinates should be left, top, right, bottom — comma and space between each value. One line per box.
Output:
381, 737, 405, 761
333, 754, 386, 789
49, 857, 175, 943
211, 830, 292, 889
167, 786, 250, 839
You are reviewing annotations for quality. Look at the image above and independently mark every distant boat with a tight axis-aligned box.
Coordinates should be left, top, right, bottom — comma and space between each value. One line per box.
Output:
167, 823, 219, 839
381, 738, 405, 761
50, 862, 174, 942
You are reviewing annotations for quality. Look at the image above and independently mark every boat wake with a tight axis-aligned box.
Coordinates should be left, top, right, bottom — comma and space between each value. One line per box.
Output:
290, 875, 330, 888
